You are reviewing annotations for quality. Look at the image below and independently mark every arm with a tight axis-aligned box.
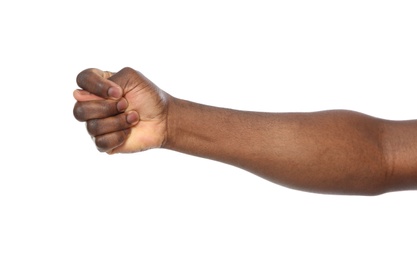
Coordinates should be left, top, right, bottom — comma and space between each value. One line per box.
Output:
165, 99, 417, 195
73, 67, 417, 195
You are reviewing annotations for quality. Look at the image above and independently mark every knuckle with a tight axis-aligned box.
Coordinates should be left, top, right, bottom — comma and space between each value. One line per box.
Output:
86, 119, 99, 136
76, 69, 92, 87
120, 67, 135, 76
73, 102, 86, 121
94, 132, 126, 152
95, 135, 111, 152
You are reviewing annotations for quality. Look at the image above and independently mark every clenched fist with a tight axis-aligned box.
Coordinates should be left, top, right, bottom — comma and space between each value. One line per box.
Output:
73, 67, 170, 154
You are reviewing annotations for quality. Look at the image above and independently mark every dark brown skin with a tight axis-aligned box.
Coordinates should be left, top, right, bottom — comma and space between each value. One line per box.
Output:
73, 67, 417, 195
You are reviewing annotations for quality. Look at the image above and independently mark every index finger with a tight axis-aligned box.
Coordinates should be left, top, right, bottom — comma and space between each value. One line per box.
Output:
76, 68, 123, 100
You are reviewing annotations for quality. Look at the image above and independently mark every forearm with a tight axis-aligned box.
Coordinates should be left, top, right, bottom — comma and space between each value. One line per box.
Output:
164, 98, 408, 195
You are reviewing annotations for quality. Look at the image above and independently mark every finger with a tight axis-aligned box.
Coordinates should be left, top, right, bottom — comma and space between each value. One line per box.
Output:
76, 68, 122, 100
73, 98, 128, 122
73, 89, 104, 102
94, 129, 131, 152
86, 111, 139, 136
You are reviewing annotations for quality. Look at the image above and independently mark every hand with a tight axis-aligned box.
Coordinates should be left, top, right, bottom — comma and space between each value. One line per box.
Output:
73, 67, 169, 154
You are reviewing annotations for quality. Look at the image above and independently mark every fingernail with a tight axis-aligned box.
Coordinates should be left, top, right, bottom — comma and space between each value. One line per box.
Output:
117, 99, 128, 112
126, 112, 139, 124
108, 86, 122, 99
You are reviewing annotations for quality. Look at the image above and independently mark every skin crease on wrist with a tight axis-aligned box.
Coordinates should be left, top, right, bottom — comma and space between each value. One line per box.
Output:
73, 67, 417, 196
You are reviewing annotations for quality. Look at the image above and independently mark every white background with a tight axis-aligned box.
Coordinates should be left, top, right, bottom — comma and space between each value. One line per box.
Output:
1, 0, 417, 259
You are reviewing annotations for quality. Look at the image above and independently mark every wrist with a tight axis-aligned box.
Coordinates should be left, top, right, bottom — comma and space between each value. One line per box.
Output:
162, 95, 181, 150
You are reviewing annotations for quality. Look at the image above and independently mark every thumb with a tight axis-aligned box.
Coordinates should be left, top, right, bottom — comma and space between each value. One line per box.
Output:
73, 89, 104, 102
